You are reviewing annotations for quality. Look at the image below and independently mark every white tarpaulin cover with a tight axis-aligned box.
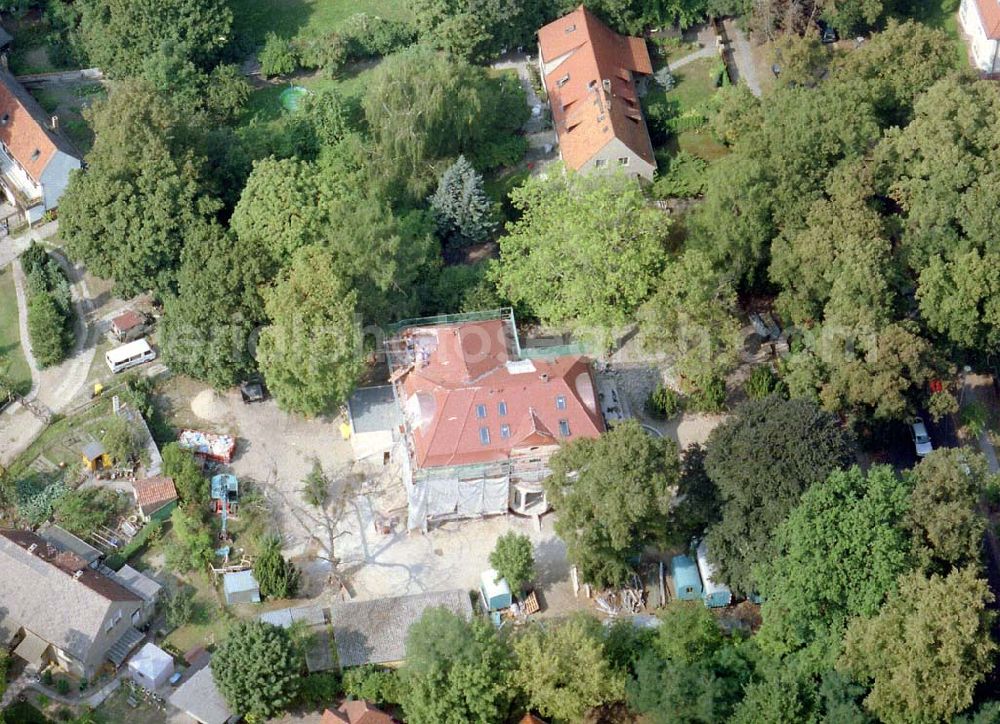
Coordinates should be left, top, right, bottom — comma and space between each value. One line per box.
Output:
128, 642, 174, 690
408, 475, 508, 529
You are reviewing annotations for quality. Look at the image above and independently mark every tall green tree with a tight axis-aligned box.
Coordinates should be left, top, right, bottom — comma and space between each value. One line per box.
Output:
213, 621, 302, 719
256, 246, 364, 416
488, 531, 534, 593
166, 504, 213, 572
253, 535, 300, 599
76, 0, 232, 78
160, 443, 208, 505
401, 607, 514, 724
840, 567, 996, 723
704, 396, 855, 594
60, 83, 221, 296
904, 448, 989, 572
756, 465, 913, 672
493, 173, 669, 335
917, 249, 1000, 354
545, 419, 679, 587
511, 616, 626, 722
640, 249, 742, 388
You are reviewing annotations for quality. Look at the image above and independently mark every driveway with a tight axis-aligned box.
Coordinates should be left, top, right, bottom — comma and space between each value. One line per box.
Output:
723, 19, 762, 97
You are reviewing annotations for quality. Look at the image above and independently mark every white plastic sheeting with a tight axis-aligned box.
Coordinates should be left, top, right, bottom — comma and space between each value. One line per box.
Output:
408, 475, 509, 530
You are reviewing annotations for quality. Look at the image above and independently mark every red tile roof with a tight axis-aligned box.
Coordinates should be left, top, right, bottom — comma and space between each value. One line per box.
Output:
397, 320, 605, 469
326, 701, 393, 724
538, 5, 654, 172
0, 70, 64, 183
132, 475, 178, 517
975, 0, 1000, 38
111, 310, 145, 334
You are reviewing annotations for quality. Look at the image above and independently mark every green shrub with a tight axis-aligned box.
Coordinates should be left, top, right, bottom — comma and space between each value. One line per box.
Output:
105, 518, 163, 570
259, 32, 299, 77
689, 376, 726, 413
645, 384, 684, 419
55, 677, 71, 695
42, 670, 53, 686
653, 151, 708, 199
16, 476, 68, 526
342, 665, 404, 706
986, 480, 1000, 510
297, 672, 343, 707
961, 401, 989, 438
744, 366, 784, 400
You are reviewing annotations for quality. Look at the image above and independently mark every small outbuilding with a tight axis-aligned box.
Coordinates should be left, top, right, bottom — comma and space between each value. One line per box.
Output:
128, 642, 174, 690
696, 540, 732, 609
479, 569, 512, 612
223, 570, 260, 605
111, 310, 148, 342
81, 441, 111, 472
168, 664, 235, 724
132, 475, 178, 522
670, 554, 703, 601
346, 385, 400, 463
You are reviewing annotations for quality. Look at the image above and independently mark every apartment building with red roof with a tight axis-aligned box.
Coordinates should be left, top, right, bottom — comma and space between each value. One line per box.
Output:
388, 310, 606, 529
537, 5, 655, 180
0, 68, 81, 223
960, 0, 1000, 71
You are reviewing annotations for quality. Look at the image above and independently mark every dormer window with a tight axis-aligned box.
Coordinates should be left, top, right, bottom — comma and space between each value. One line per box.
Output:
498, 401, 508, 416
565, 23, 576, 33
500, 424, 511, 439
557, 74, 570, 87
479, 427, 491, 445
559, 420, 571, 437
556, 395, 567, 410
476, 403, 487, 419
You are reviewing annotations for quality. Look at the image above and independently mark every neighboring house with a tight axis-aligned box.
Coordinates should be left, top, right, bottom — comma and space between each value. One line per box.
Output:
537, 5, 655, 180
323, 701, 394, 724
110, 310, 149, 342
132, 474, 178, 522
960, 0, 1000, 72
0, 529, 145, 678
0, 68, 81, 223
387, 309, 606, 530
330, 589, 472, 668
168, 664, 235, 724
346, 385, 401, 463
110, 563, 163, 621
38, 523, 103, 569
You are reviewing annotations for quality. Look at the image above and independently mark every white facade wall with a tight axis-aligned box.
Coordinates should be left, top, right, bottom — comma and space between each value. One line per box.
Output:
960, 0, 1000, 72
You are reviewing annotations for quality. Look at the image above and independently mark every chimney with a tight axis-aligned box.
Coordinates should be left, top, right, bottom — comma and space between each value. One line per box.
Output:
49, 115, 59, 131
73, 570, 84, 580
540, 373, 550, 383
27, 543, 37, 554
602, 78, 611, 94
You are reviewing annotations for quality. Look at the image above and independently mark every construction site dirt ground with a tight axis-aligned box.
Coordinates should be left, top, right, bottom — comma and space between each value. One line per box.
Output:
157, 376, 591, 616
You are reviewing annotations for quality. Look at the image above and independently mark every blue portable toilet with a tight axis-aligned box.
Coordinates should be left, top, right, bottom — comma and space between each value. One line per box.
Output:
696, 540, 732, 608
670, 554, 703, 601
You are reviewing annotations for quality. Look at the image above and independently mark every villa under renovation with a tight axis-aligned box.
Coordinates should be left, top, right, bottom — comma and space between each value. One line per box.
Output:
386, 310, 608, 530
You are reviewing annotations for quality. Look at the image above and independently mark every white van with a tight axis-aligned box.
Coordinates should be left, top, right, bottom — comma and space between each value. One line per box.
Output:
106, 338, 156, 374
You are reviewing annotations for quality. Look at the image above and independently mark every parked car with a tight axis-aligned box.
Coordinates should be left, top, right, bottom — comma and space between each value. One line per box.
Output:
911, 417, 933, 457
818, 21, 838, 43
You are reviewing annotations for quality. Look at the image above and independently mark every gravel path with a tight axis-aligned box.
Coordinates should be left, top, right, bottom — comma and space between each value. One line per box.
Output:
724, 19, 762, 97
669, 44, 716, 70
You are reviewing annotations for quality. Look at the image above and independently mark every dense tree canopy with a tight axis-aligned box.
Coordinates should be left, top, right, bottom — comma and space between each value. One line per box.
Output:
704, 396, 855, 594
511, 616, 626, 722
76, 0, 232, 78
494, 173, 669, 335
545, 419, 679, 587
213, 621, 302, 719
256, 246, 364, 416
61, 83, 221, 297
402, 607, 514, 723
841, 567, 996, 723
756, 465, 913, 672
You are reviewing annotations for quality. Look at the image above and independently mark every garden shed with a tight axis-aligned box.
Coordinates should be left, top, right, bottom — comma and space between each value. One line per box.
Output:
696, 540, 732, 608
128, 642, 174, 690
223, 570, 260, 605
479, 569, 512, 612
670, 554, 703, 601
81, 441, 111, 471
346, 385, 400, 463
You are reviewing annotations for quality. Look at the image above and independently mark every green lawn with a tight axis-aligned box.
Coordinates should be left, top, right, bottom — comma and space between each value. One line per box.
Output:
0, 264, 32, 396
667, 58, 723, 114
230, 0, 411, 45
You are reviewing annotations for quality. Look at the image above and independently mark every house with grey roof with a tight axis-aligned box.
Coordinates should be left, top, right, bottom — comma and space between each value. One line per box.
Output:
330, 589, 472, 668
0, 529, 145, 678
168, 663, 235, 724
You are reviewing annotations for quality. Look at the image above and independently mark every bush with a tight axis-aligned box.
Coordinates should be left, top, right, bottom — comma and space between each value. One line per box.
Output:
163, 586, 197, 628
342, 665, 404, 706
689, 376, 726, 413
22, 243, 73, 367
104, 518, 163, 570
16, 476, 68, 526
339, 14, 416, 57
653, 151, 708, 199
259, 32, 299, 77
55, 678, 71, 695
744, 365, 783, 400
297, 672, 343, 707
961, 401, 990, 438
645, 384, 684, 419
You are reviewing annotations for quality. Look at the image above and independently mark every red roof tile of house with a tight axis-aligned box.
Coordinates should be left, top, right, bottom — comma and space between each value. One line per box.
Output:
0, 69, 64, 183
397, 320, 605, 469
132, 475, 178, 517
324, 700, 393, 724
520, 715, 548, 724
537, 5, 654, 172
975, 0, 1000, 38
